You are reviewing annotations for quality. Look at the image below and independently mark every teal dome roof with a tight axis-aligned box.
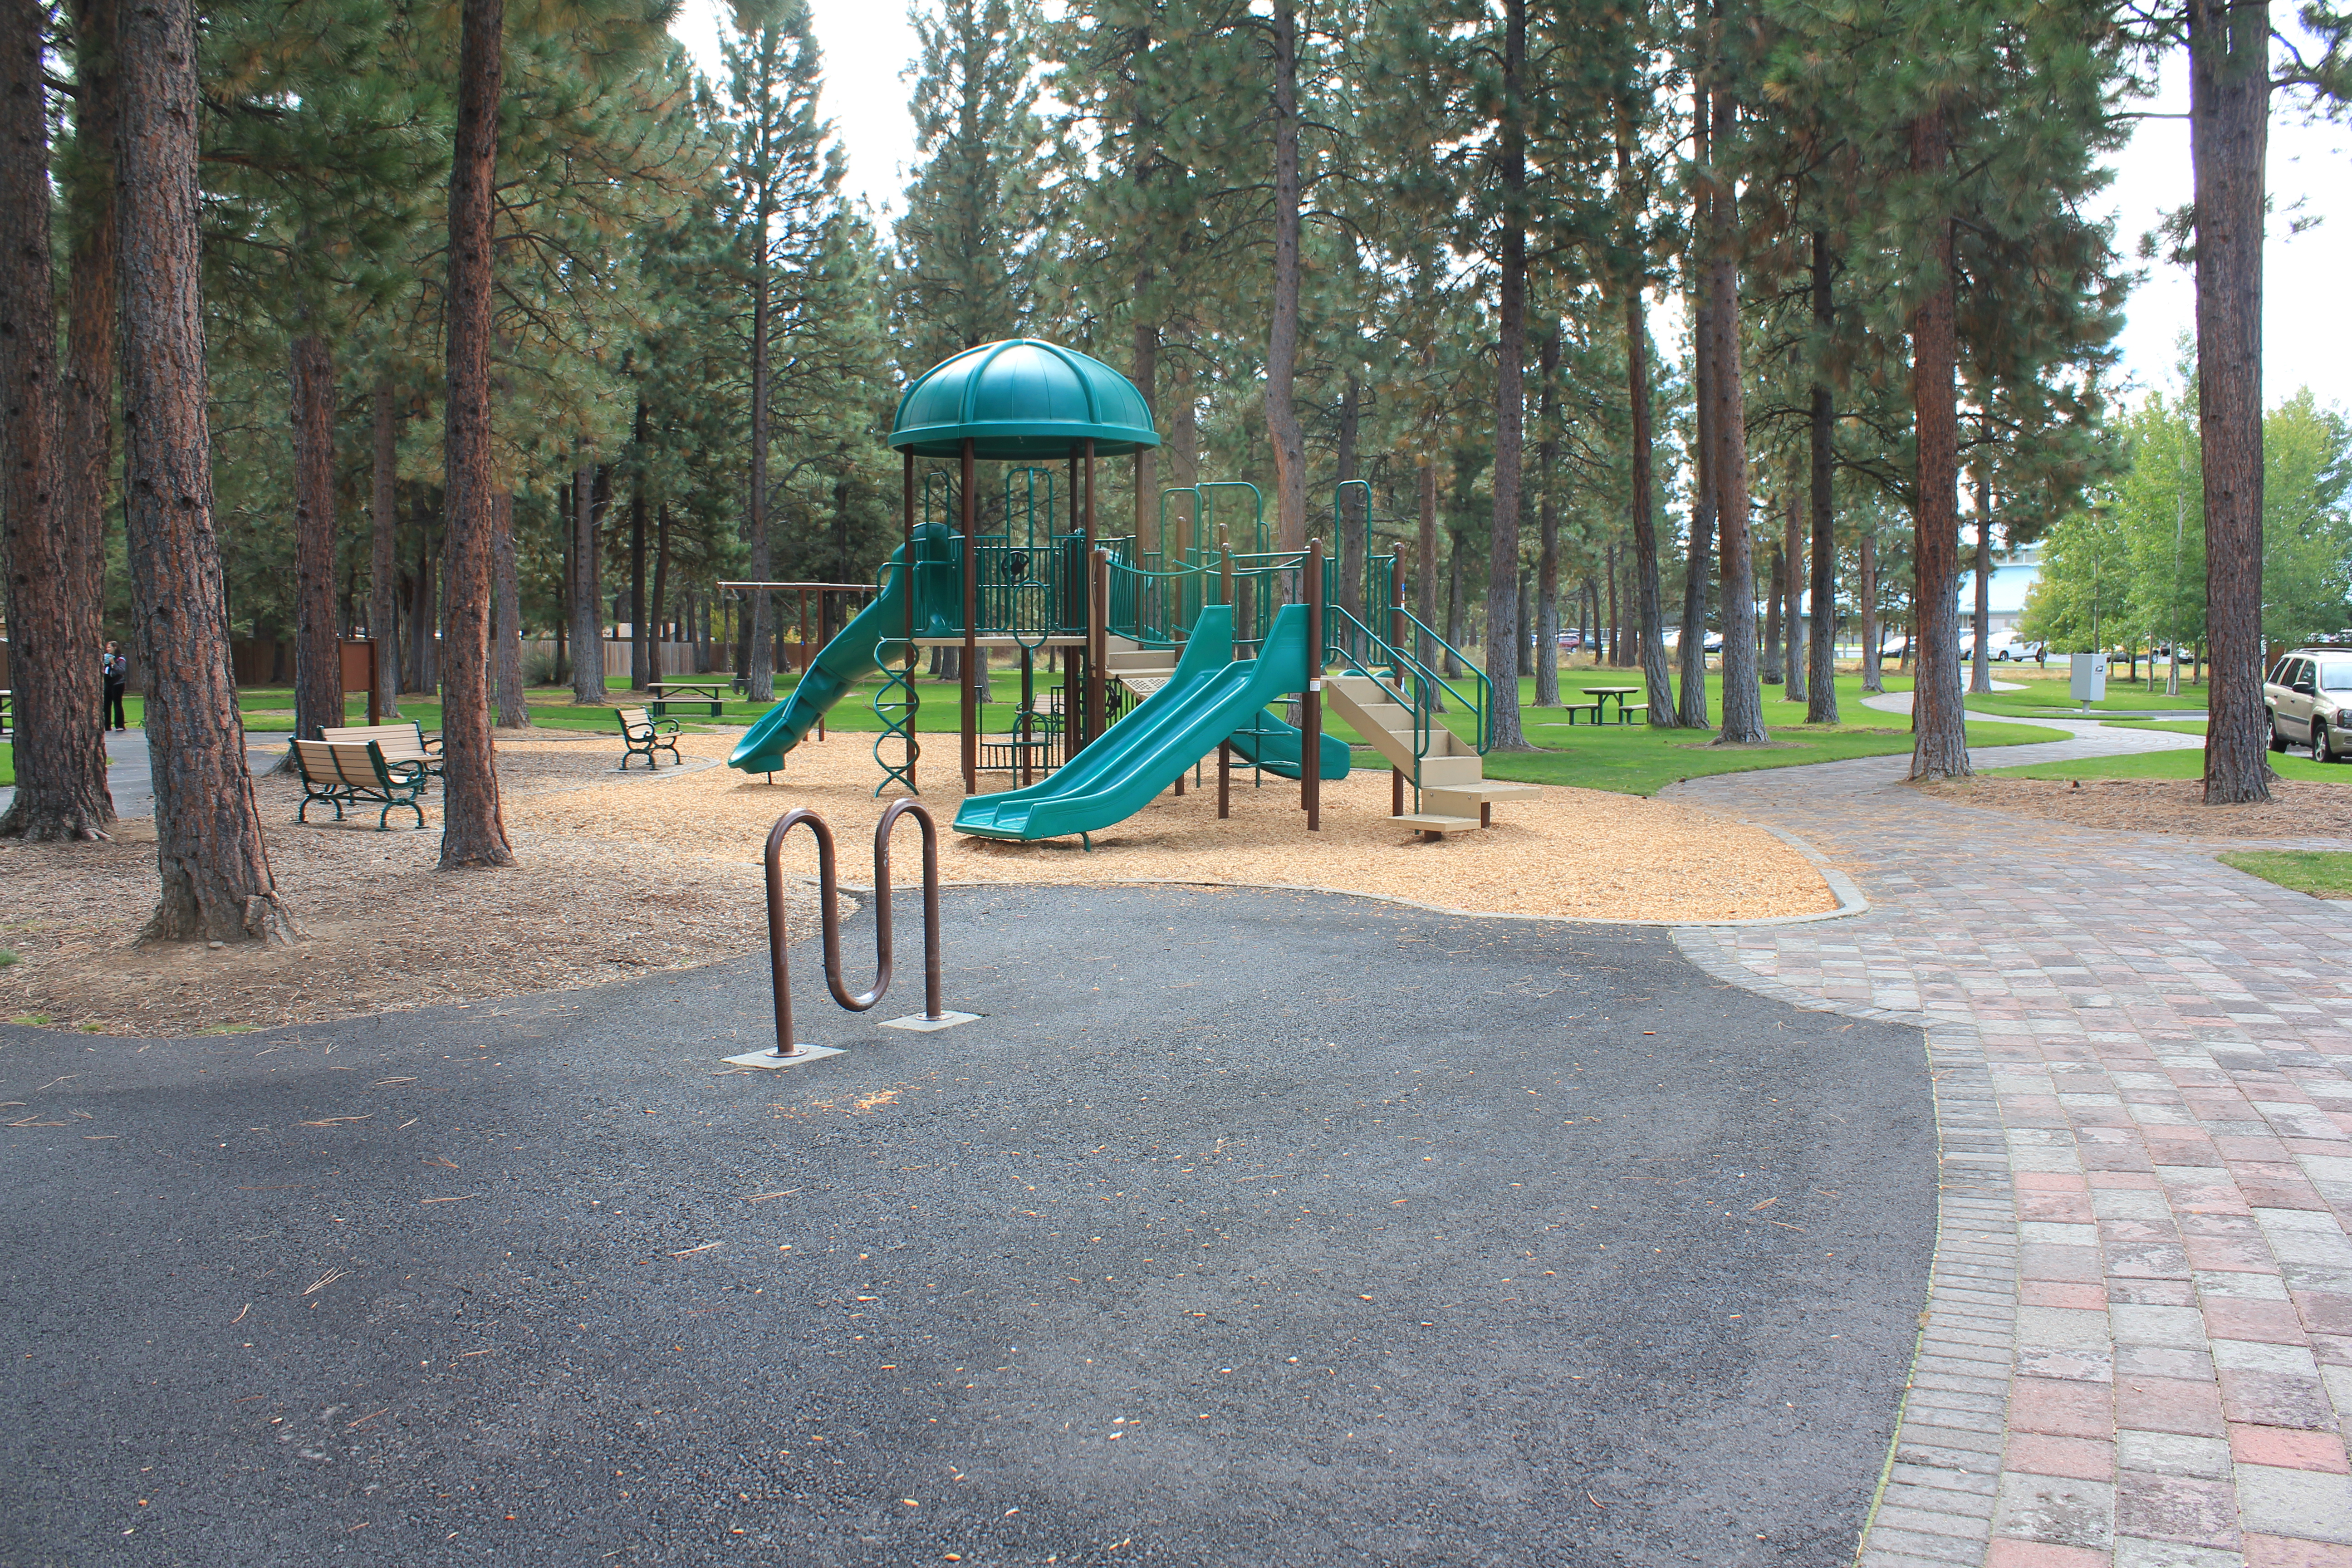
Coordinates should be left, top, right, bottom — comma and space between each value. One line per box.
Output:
890, 339, 1160, 459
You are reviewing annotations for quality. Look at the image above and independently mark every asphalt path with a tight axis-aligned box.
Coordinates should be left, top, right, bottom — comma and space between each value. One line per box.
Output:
1, 885, 1934, 1567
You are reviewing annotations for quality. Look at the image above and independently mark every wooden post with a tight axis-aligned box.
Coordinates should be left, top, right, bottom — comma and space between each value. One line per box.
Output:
1083, 439, 1102, 749
1219, 741, 1232, 818
960, 438, 979, 792
1304, 537, 1323, 831
1392, 766, 1404, 818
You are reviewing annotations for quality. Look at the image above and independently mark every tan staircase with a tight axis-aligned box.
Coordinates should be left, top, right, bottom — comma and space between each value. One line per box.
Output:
1325, 672, 1540, 838
1103, 635, 1176, 699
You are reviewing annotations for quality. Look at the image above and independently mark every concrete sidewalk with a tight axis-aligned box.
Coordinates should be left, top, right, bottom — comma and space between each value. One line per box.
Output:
0, 728, 289, 820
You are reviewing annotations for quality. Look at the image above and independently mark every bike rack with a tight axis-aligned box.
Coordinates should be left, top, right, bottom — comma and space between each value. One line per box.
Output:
722, 800, 978, 1068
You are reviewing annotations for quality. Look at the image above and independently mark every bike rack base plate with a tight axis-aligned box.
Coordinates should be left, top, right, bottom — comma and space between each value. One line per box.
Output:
722, 1044, 846, 1068
878, 1011, 982, 1033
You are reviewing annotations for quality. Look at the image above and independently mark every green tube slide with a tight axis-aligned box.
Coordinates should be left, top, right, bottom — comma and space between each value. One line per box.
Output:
954, 603, 1343, 843
727, 523, 959, 776
1224, 705, 1351, 781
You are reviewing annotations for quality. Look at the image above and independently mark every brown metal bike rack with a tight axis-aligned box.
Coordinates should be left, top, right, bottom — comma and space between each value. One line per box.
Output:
728, 800, 977, 1068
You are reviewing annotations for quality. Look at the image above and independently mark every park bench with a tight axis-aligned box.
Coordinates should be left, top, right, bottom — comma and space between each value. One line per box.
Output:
289, 739, 430, 831
646, 681, 727, 718
1615, 703, 1648, 724
1560, 701, 1604, 724
615, 706, 682, 770
322, 720, 441, 776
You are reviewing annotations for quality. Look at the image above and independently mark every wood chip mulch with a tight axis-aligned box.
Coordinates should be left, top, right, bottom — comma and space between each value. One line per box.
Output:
1912, 775, 2352, 839
1, 722, 1836, 1039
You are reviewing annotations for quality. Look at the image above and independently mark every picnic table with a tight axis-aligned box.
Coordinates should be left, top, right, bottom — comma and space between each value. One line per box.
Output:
647, 681, 728, 718
0, 688, 10, 736
1563, 685, 1646, 725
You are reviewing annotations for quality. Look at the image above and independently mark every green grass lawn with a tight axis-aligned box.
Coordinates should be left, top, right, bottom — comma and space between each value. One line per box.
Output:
1958, 666, 2209, 718
1984, 748, 2343, 783
2215, 851, 2352, 899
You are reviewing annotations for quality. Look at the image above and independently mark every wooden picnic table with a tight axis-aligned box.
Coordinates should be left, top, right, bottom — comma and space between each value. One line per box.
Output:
1580, 685, 1644, 724
647, 681, 729, 718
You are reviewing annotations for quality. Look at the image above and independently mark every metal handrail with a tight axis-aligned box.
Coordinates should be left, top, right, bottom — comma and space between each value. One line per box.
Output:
1325, 602, 1493, 766
760, 800, 946, 1059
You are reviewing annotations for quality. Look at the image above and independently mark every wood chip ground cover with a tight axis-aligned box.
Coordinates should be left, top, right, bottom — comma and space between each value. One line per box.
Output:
1, 727, 1832, 1037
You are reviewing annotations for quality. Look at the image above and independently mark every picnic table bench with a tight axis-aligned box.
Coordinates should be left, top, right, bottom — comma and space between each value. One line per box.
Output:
615, 706, 682, 769
322, 720, 441, 775
646, 681, 728, 718
289, 739, 430, 830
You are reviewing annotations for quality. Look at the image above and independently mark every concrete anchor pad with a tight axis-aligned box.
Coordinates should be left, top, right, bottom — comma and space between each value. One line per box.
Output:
1, 886, 1935, 1566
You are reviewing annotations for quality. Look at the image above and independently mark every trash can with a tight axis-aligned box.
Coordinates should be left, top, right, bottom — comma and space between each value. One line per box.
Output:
2069, 652, 2108, 704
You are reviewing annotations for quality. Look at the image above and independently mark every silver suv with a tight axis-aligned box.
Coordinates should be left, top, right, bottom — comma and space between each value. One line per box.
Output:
2265, 649, 2352, 760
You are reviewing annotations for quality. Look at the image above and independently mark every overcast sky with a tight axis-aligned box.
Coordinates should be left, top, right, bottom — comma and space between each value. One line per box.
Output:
670, 0, 2350, 415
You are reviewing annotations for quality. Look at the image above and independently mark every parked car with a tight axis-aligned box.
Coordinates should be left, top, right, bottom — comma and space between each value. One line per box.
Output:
2265, 648, 2352, 760
1555, 630, 1585, 650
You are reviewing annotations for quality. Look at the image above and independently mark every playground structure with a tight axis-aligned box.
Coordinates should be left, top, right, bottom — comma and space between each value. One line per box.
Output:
726, 338, 1536, 843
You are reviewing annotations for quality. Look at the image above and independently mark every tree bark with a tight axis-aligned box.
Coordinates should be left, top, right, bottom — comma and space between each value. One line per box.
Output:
1969, 466, 1994, 696
411, 527, 437, 694
1444, 525, 1465, 678
290, 333, 342, 740
1535, 324, 1561, 707
0, 0, 115, 840
1784, 490, 1805, 700
1763, 545, 1784, 683
1907, 104, 1970, 780
651, 502, 671, 686
493, 491, 527, 728
2190, 0, 2269, 803
1264, 0, 1307, 578
1678, 278, 1715, 729
369, 377, 402, 720
1484, 0, 1530, 748
1807, 231, 1839, 722
570, 461, 603, 704
629, 404, 649, 691
437, 0, 512, 867
1705, 77, 1764, 743
1338, 371, 1361, 629
114, 0, 291, 938
1416, 460, 1437, 637
1131, 317, 1157, 544
1860, 522, 1882, 692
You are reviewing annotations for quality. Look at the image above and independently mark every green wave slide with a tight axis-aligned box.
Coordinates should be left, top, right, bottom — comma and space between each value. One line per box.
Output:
727, 523, 960, 776
953, 603, 1348, 843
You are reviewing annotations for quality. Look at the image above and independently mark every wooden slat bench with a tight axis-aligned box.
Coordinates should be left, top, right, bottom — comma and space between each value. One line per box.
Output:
289, 739, 429, 830
1559, 701, 1604, 724
1615, 702, 1648, 724
322, 721, 441, 776
615, 707, 682, 769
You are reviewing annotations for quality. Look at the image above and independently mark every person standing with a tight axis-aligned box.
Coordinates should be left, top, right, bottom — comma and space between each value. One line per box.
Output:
101, 640, 127, 730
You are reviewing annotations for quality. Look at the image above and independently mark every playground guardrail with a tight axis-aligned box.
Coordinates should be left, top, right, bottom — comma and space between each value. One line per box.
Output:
757, 800, 948, 1061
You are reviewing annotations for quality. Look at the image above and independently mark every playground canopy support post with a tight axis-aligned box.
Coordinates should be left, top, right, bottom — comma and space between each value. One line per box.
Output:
904, 449, 918, 793
960, 438, 979, 793
759, 800, 949, 1061
1083, 438, 1101, 750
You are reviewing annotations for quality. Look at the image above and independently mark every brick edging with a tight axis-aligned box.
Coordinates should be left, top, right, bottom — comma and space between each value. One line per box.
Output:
1671, 930, 2019, 1568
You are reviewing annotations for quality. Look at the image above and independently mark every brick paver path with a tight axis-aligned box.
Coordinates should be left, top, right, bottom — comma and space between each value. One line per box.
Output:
1667, 727, 2352, 1568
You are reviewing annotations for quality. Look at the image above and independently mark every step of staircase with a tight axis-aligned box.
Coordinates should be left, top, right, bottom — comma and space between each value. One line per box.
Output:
1324, 671, 1530, 835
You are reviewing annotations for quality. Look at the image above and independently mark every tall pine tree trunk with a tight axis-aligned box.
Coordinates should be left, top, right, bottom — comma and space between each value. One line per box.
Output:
0, 0, 114, 840
1264, 0, 1307, 577
2190, 0, 2269, 803
1679, 278, 1715, 729
746, 207, 775, 705
629, 397, 649, 691
1907, 104, 1970, 780
493, 491, 528, 728
1763, 546, 1784, 682
1705, 76, 1764, 744
651, 502, 671, 686
570, 461, 603, 704
1860, 523, 1882, 692
1535, 325, 1562, 708
1131, 318, 1157, 542
438, 0, 512, 867
1970, 468, 1994, 696
291, 333, 342, 740
116, 0, 291, 938
1807, 232, 1839, 722
1338, 371, 1361, 630
369, 377, 402, 720
1784, 492, 1805, 700
1484, 0, 1531, 748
